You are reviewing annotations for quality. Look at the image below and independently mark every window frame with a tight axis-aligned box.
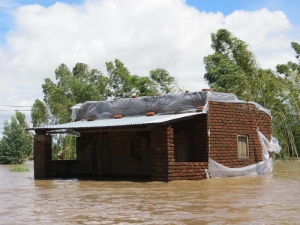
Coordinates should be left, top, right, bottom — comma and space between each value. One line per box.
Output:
174, 134, 187, 162
237, 135, 249, 158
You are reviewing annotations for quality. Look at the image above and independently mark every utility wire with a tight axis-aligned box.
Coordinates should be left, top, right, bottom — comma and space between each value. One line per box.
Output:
0, 105, 33, 107
0, 104, 49, 111
0, 105, 49, 108
0, 110, 32, 111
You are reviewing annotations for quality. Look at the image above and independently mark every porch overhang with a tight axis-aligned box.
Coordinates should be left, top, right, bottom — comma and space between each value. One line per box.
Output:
28, 112, 205, 134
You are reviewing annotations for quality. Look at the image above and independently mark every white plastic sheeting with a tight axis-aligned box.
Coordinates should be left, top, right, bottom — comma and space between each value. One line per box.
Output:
70, 91, 272, 121
208, 158, 273, 178
208, 129, 281, 178
257, 129, 281, 159
205, 91, 272, 117
71, 103, 83, 122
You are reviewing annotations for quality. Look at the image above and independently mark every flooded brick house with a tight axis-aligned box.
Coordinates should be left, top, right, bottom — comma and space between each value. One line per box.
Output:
30, 90, 280, 181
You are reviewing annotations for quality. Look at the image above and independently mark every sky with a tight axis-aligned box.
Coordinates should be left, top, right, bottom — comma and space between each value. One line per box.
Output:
0, 0, 299, 133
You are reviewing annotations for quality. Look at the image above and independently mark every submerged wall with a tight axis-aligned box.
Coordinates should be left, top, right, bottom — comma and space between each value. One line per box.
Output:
33, 114, 222, 181
51, 160, 79, 177
75, 115, 209, 181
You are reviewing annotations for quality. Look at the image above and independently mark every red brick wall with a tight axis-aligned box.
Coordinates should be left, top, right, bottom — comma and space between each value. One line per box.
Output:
150, 125, 171, 181
168, 162, 208, 180
208, 101, 271, 168
34, 134, 52, 178
109, 132, 151, 176
167, 115, 209, 181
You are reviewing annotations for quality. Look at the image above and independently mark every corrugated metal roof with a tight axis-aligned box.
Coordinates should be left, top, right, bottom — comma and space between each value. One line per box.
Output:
30, 112, 205, 130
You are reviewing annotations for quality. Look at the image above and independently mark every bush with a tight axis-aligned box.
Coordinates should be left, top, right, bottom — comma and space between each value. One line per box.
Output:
0, 111, 33, 164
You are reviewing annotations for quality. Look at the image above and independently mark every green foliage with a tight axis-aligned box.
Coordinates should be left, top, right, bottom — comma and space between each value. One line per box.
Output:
130, 75, 158, 96
204, 29, 260, 100
31, 99, 49, 127
10, 165, 30, 172
41, 63, 108, 124
130, 68, 182, 96
204, 29, 300, 158
106, 59, 134, 98
150, 68, 182, 94
275, 42, 300, 158
31, 59, 180, 160
52, 135, 76, 160
35, 59, 180, 125
0, 111, 33, 164
292, 42, 300, 55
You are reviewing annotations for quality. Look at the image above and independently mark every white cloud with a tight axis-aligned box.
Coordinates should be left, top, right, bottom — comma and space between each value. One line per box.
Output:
0, 0, 17, 9
0, 0, 299, 129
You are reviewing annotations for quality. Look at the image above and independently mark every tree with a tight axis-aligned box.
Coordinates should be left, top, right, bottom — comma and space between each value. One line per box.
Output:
0, 111, 33, 164
275, 42, 300, 158
204, 29, 285, 105
31, 99, 49, 127
106, 59, 134, 98
105, 60, 183, 97
130, 68, 183, 96
31, 59, 181, 160
130, 75, 158, 96
40, 63, 109, 124
204, 29, 262, 101
32, 59, 181, 125
52, 135, 76, 160
292, 42, 300, 64
150, 68, 183, 94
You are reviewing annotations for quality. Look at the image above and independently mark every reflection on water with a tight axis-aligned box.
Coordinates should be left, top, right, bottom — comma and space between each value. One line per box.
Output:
0, 161, 300, 224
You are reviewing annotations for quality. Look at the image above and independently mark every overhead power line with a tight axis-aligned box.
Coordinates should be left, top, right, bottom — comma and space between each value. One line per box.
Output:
0, 110, 32, 111
0, 105, 33, 107
0, 105, 49, 108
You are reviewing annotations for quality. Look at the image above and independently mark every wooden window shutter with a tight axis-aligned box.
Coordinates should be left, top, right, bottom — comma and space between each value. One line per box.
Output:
174, 134, 187, 162
237, 135, 249, 158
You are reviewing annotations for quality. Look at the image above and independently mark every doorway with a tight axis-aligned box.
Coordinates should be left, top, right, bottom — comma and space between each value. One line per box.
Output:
93, 139, 111, 177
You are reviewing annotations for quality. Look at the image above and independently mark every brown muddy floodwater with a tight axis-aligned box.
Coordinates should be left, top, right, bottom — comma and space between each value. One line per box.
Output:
0, 161, 300, 225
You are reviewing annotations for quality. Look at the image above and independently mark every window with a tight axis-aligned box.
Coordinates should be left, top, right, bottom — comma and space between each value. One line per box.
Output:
131, 131, 150, 158
237, 135, 249, 158
131, 137, 141, 157
174, 134, 187, 162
